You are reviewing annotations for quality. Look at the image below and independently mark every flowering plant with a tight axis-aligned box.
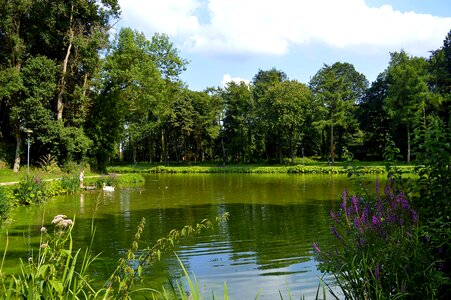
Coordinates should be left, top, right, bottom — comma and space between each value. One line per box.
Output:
313, 178, 445, 299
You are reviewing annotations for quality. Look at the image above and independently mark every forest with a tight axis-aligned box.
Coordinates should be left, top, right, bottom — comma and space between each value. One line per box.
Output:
0, 0, 450, 172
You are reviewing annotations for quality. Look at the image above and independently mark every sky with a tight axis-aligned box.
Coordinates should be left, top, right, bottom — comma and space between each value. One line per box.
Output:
116, 0, 451, 91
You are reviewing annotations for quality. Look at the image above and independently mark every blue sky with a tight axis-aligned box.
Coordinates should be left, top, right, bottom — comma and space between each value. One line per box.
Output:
117, 0, 451, 91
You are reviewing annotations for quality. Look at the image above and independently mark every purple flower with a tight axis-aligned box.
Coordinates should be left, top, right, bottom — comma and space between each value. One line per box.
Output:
351, 195, 359, 215
411, 209, 418, 224
363, 204, 369, 224
312, 242, 321, 253
401, 282, 406, 294
354, 217, 363, 233
342, 190, 348, 209
332, 226, 342, 240
372, 215, 381, 227
330, 210, 338, 223
375, 262, 380, 281
384, 185, 391, 199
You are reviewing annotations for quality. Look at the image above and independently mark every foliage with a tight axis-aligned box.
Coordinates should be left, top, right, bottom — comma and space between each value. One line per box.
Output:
384, 50, 431, 162
414, 116, 451, 295
0, 186, 14, 222
0, 213, 230, 299
262, 80, 314, 163
107, 164, 395, 175
314, 179, 446, 299
13, 176, 47, 205
59, 175, 81, 194
0, 215, 97, 299
37, 154, 59, 172
356, 72, 391, 159
102, 213, 230, 299
310, 62, 368, 162
83, 173, 145, 188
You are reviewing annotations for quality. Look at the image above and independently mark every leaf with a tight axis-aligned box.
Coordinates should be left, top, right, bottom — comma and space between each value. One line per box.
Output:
50, 279, 64, 294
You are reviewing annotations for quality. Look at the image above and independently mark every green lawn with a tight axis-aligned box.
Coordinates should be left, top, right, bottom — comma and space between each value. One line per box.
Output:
0, 168, 95, 184
0, 160, 414, 183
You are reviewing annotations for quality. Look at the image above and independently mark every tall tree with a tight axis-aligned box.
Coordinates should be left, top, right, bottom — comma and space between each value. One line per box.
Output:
428, 30, 451, 125
252, 68, 288, 160
88, 27, 163, 169
310, 62, 368, 163
384, 51, 430, 162
147, 33, 189, 162
26, 0, 120, 123
221, 81, 253, 163
0, 0, 32, 171
356, 72, 392, 159
262, 80, 313, 163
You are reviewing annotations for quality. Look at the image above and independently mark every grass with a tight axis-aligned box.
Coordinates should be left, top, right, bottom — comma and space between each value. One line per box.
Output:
0, 159, 415, 184
0, 168, 94, 184
107, 161, 414, 175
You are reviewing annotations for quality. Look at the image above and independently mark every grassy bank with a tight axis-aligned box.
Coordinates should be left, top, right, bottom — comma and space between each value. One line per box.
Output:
0, 173, 144, 222
107, 162, 414, 175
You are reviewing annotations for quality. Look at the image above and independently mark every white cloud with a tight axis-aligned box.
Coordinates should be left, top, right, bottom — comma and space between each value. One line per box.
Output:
118, 0, 201, 36
118, 0, 451, 57
221, 74, 250, 87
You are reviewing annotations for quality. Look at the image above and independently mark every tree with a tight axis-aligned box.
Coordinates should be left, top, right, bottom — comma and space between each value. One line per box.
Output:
310, 62, 368, 163
252, 68, 288, 160
428, 30, 451, 126
0, 0, 32, 172
384, 51, 430, 162
221, 81, 253, 163
89, 27, 163, 169
147, 33, 189, 163
356, 72, 392, 159
262, 80, 313, 163
26, 0, 120, 123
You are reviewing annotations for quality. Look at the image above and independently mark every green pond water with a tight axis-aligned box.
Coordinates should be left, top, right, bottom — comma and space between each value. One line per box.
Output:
0, 173, 369, 299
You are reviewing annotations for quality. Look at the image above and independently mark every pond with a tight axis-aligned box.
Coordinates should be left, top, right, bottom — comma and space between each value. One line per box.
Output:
0, 173, 365, 299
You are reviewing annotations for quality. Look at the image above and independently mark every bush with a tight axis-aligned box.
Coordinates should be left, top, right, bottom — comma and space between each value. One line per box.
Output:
13, 176, 47, 205
83, 173, 144, 188
59, 175, 81, 194
0, 186, 14, 221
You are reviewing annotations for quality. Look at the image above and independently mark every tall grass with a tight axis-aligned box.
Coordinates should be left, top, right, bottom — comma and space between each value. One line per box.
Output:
0, 211, 230, 299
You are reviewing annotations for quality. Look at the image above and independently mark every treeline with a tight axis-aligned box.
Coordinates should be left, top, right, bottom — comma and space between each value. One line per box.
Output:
0, 1, 450, 171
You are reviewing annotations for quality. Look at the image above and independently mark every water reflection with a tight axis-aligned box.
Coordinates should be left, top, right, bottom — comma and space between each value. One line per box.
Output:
0, 174, 359, 298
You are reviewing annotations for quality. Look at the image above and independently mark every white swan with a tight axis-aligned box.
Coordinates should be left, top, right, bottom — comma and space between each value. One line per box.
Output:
102, 183, 115, 192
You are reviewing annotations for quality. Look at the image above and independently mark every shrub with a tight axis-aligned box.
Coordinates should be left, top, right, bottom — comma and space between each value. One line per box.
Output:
13, 176, 47, 205
37, 154, 60, 173
0, 186, 17, 221
59, 175, 81, 194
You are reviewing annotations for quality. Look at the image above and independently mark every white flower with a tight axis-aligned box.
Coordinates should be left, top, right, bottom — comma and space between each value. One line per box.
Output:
51, 214, 72, 228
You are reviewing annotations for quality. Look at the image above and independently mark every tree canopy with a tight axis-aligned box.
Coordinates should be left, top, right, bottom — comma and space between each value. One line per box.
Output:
0, 4, 449, 169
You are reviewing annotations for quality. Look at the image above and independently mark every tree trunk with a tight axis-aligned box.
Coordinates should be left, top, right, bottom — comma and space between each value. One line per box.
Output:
13, 127, 22, 173
289, 128, 294, 164
148, 139, 153, 163
57, 5, 74, 122
161, 129, 166, 163
407, 125, 411, 163
132, 141, 137, 163
330, 124, 335, 164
